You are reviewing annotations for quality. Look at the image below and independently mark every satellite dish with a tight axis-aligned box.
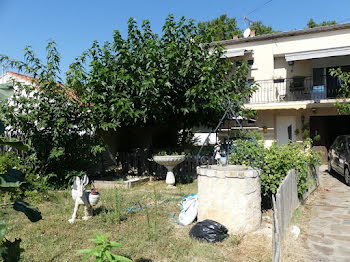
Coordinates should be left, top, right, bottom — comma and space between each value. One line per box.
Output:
243, 28, 251, 38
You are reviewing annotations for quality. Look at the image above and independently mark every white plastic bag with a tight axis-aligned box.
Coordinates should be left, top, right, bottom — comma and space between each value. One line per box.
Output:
179, 194, 198, 226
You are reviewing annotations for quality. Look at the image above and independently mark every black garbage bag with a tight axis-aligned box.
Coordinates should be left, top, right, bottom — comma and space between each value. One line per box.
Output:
189, 219, 228, 243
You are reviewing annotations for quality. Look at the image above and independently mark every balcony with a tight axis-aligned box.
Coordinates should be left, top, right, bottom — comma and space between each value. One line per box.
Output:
248, 77, 335, 104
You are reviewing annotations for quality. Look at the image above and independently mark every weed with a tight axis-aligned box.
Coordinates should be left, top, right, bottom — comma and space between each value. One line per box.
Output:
78, 233, 132, 262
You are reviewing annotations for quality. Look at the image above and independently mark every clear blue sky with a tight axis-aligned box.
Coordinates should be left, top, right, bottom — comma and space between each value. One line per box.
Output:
1, 0, 350, 80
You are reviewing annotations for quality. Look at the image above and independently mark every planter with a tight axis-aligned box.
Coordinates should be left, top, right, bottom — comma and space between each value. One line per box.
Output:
153, 155, 186, 188
89, 191, 100, 206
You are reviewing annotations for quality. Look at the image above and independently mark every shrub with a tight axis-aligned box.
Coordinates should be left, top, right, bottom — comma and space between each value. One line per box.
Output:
230, 138, 321, 201
0, 42, 105, 188
0, 129, 42, 261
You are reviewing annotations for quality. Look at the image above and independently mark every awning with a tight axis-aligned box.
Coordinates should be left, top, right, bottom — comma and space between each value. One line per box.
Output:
285, 46, 350, 62
231, 116, 256, 122
221, 49, 252, 58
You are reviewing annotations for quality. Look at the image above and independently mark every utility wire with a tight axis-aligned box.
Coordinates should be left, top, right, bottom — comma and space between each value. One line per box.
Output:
244, 0, 273, 17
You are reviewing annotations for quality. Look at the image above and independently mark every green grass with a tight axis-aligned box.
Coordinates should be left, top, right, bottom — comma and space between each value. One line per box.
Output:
3, 180, 270, 262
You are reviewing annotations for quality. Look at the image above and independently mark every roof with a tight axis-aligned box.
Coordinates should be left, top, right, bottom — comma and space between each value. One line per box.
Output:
2, 71, 78, 101
7, 71, 34, 83
210, 23, 350, 47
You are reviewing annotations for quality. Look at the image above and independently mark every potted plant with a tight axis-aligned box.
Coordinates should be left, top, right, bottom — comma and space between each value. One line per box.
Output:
89, 187, 100, 206
153, 151, 186, 188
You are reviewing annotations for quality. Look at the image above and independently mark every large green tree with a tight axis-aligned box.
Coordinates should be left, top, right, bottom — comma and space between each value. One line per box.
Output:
197, 14, 242, 42
250, 21, 275, 36
67, 15, 255, 148
329, 68, 350, 114
307, 18, 337, 28
0, 15, 254, 185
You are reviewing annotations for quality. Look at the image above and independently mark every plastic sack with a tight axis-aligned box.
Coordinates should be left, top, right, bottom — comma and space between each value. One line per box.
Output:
189, 219, 228, 243
178, 194, 198, 225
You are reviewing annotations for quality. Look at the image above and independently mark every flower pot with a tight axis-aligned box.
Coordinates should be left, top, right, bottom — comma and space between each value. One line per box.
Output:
89, 192, 100, 206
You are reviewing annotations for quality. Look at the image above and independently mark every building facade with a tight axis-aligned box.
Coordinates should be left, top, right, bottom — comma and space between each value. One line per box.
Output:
215, 23, 350, 149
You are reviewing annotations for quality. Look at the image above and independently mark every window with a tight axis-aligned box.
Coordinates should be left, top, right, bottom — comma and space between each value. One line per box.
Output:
313, 68, 325, 86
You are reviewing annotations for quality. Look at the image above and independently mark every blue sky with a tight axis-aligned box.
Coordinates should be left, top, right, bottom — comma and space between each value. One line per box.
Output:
1, 0, 350, 80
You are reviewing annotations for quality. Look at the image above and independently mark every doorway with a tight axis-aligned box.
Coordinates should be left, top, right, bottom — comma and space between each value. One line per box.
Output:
276, 116, 296, 145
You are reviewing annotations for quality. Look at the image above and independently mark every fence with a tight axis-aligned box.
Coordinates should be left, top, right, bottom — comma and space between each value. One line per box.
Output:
92, 149, 215, 181
272, 166, 319, 262
247, 77, 331, 104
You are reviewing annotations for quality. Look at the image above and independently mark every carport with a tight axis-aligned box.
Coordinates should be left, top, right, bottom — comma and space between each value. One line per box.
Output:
310, 115, 350, 149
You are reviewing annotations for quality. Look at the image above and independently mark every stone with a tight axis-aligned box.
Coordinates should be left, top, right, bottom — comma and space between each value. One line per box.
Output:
290, 225, 300, 239
197, 165, 261, 234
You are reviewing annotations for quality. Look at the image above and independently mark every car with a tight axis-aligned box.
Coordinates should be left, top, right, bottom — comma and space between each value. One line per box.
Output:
328, 135, 350, 185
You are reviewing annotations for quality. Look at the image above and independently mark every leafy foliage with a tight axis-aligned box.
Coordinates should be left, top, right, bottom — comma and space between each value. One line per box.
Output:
250, 21, 276, 36
67, 15, 254, 142
197, 14, 242, 42
0, 42, 105, 187
329, 67, 350, 114
0, 123, 42, 262
307, 18, 337, 28
1, 15, 254, 186
78, 233, 132, 262
230, 138, 321, 200
197, 14, 277, 41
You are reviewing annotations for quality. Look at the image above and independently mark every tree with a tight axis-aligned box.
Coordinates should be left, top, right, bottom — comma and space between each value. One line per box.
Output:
307, 18, 337, 28
329, 68, 350, 114
67, 15, 255, 149
250, 21, 275, 36
197, 14, 242, 42
0, 42, 104, 187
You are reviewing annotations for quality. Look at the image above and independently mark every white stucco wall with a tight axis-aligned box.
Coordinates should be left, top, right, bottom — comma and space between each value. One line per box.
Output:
222, 27, 350, 81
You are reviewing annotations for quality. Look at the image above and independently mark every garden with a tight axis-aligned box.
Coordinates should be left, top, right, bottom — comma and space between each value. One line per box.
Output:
0, 15, 320, 262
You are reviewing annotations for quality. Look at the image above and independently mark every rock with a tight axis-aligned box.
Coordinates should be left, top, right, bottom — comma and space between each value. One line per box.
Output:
291, 225, 300, 239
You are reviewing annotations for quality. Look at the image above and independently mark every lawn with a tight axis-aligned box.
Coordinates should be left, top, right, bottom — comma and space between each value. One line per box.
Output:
3, 180, 272, 262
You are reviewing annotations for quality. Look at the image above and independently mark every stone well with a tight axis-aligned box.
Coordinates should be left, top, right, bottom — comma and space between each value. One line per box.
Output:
197, 165, 261, 234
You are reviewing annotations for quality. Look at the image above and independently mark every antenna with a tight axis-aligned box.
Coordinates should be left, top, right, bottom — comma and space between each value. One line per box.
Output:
243, 16, 254, 38
243, 16, 254, 27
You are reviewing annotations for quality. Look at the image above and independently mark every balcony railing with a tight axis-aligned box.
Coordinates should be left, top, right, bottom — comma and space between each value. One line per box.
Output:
248, 77, 331, 104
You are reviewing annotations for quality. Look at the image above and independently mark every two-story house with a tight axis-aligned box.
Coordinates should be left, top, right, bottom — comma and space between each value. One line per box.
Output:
215, 23, 350, 150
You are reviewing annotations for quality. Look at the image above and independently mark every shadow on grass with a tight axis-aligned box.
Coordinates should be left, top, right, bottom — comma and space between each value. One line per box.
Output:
135, 259, 153, 262
93, 206, 128, 222
94, 206, 109, 216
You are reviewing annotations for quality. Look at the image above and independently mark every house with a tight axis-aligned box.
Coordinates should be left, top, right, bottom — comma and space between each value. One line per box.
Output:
0, 71, 27, 100
214, 23, 350, 150
0, 71, 41, 102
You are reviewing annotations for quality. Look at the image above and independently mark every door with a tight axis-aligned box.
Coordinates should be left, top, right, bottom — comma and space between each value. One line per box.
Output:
276, 116, 296, 145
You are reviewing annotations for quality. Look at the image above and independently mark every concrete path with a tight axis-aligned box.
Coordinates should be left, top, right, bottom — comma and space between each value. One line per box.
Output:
306, 165, 350, 262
